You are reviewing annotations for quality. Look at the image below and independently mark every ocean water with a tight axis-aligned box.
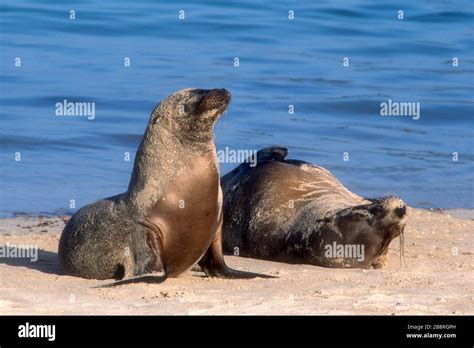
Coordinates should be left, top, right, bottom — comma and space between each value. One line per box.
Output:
0, 0, 473, 216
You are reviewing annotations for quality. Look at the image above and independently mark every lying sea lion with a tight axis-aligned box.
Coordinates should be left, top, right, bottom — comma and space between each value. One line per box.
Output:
59, 88, 270, 285
221, 146, 407, 268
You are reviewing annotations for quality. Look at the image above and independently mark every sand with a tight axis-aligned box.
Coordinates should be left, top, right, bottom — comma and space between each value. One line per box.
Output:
0, 208, 472, 315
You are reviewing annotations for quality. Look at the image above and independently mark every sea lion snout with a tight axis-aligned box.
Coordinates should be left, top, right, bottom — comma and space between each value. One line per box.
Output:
394, 205, 407, 218
195, 88, 231, 117
150, 88, 231, 127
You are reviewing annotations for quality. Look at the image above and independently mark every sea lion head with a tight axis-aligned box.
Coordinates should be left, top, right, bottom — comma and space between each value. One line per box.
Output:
317, 196, 407, 267
150, 88, 231, 143
333, 196, 407, 240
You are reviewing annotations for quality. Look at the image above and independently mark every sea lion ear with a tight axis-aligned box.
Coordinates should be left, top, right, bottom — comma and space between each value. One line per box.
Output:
256, 146, 288, 162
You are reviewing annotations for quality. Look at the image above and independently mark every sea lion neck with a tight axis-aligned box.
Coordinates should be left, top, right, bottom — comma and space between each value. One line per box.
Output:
124, 124, 218, 215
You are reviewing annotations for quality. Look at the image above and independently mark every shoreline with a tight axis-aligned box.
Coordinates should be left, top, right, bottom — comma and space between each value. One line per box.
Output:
0, 207, 473, 315
2, 207, 473, 220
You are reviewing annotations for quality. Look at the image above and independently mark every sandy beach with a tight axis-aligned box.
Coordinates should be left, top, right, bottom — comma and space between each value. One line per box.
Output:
0, 208, 472, 315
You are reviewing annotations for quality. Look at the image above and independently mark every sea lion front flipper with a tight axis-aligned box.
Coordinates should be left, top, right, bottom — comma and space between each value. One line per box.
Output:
198, 222, 277, 279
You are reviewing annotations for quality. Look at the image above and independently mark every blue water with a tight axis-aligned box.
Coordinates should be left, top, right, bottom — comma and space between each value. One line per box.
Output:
1, 0, 473, 216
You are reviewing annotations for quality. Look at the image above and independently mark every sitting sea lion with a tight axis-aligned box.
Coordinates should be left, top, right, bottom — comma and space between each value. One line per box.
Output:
59, 88, 270, 285
221, 146, 407, 268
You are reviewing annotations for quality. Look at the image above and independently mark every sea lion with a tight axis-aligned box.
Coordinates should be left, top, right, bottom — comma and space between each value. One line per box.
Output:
221, 146, 407, 268
59, 88, 269, 284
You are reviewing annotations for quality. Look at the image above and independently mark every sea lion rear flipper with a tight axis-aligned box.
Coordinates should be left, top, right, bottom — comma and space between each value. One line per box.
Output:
198, 223, 277, 279
94, 220, 168, 288
255, 145, 288, 163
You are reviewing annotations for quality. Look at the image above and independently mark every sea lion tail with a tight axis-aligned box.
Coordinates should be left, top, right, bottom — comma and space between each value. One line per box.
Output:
94, 273, 167, 288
